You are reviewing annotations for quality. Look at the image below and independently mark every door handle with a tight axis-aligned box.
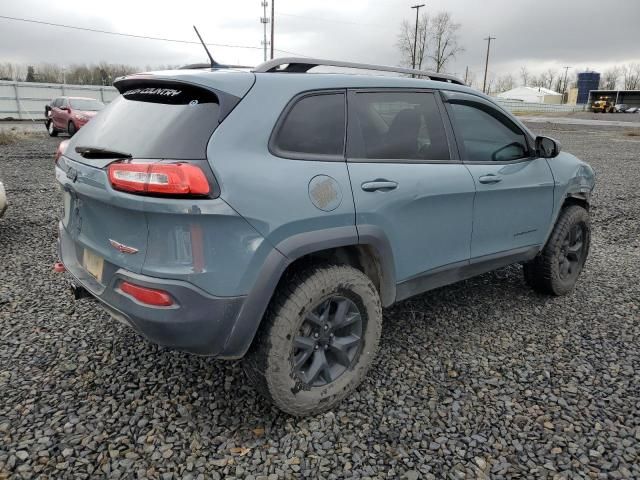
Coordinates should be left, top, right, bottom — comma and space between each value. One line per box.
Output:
478, 174, 503, 184
361, 180, 398, 192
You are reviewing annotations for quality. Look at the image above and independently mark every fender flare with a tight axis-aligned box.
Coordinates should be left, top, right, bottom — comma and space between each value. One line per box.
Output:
220, 225, 396, 358
543, 190, 592, 246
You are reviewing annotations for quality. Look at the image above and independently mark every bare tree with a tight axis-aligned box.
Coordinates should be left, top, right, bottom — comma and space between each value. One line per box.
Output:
553, 76, 563, 94
544, 69, 557, 90
495, 74, 515, 93
520, 66, 530, 86
396, 14, 430, 70
621, 63, 640, 90
427, 12, 464, 73
464, 69, 477, 88
602, 67, 620, 90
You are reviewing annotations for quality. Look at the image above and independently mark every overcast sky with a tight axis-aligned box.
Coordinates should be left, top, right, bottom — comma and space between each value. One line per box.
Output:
1, 0, 639, 82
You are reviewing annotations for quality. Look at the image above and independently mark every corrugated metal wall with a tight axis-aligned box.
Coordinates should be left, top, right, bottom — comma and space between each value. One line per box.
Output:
0, 79, 588, 119
496, 99, 586, 113
0, 80, 119, 120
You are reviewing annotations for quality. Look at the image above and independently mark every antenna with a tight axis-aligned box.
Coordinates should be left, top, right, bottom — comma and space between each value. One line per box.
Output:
193, 25, 219, 69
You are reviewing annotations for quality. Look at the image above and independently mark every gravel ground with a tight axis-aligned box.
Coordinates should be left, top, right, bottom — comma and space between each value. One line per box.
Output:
1, 125, 639, 479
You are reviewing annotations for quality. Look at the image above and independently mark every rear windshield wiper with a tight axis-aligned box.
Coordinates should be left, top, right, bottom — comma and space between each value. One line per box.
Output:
75, 146, 132, 159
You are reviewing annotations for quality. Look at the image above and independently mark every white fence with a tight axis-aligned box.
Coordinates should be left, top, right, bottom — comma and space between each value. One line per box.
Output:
0, 79, 589, 120
0, 80, 119, 120
495, 99, 587, 113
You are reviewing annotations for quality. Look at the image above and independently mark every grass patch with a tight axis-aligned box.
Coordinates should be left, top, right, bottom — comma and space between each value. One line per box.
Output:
0, 128, 39, 145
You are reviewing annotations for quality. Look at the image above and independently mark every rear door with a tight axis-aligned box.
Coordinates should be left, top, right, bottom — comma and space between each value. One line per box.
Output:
443, 92, 554, 259
346, 89, 475, 286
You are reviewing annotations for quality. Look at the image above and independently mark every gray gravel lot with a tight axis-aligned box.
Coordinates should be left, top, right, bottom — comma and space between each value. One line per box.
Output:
1, 124, 639, 479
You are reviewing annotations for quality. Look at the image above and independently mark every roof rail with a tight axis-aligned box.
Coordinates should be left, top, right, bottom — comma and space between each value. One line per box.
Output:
253, 57, 465, 85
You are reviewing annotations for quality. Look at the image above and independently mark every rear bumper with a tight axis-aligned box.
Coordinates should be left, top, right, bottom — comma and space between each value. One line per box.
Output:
58, 222, 247, 357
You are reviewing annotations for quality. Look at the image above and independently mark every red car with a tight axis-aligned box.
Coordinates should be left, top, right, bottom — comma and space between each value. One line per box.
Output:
46, 96, 104, 137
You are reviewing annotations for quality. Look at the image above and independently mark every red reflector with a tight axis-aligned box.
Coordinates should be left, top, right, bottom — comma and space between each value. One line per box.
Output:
53, 262, 66, 273
55, 140, 69, 164
108, 162, 210, 196
120, 281, 174, 307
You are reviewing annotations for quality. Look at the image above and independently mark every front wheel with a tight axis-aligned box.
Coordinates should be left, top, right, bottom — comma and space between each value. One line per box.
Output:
524, 205, 590, 295
244, 264, 382, 416
67, 121, 77, 137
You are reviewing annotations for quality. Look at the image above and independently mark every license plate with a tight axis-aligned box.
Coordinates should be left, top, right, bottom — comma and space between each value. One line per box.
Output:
63, 191, 71, 226
82, 249, 104, 282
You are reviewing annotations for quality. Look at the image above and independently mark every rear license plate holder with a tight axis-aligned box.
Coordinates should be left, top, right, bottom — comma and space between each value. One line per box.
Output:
82, 249, 104, 282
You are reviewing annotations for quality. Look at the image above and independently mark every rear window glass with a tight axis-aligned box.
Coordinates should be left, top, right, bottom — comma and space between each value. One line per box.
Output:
350, 91, 450, 161
273, 93, 345, 157
69, 83, 220, 160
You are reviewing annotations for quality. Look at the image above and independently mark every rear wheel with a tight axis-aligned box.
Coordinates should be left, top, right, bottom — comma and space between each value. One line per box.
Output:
244, 264, 382, 416
67, 121, 77, 137
47, 121, 58, 137
524, 205, 590, 295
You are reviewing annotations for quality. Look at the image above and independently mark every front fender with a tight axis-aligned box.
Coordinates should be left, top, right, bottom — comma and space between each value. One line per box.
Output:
544, 153, 595, 243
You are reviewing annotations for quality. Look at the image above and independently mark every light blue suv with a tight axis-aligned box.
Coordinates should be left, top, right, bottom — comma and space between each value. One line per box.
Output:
55, 58, 595, 415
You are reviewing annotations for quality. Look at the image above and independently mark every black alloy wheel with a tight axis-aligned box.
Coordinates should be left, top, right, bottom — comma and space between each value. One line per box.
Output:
293, 296, 363, 387
558, 222, 587, 281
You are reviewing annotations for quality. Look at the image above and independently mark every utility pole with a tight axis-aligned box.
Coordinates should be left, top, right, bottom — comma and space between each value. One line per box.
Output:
464, 65, 469, 85
561, 66, 571, 104
270, 0, 275, 59
260, 1, 270, 62
411, 4, 425, 70
482, 36, 496, 94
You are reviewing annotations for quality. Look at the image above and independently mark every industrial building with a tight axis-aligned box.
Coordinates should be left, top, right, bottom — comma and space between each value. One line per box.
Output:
497, 86, 563, 104
587, 90, 640, 108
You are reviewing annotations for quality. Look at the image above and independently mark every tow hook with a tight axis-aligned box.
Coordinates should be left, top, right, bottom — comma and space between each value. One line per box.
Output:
70, 282, 93, 300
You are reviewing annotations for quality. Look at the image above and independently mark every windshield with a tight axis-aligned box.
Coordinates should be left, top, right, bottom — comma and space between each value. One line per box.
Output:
70, 99, 105, 111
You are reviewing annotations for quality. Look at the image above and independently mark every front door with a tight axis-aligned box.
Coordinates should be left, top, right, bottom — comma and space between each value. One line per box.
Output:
444, 93, 555, 260
346, 89, 476, 286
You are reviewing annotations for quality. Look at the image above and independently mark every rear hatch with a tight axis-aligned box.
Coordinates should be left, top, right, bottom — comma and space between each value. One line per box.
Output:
57, 72, 254, 281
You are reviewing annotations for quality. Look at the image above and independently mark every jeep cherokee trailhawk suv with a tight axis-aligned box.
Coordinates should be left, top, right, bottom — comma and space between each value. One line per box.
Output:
55, 58, 595, 415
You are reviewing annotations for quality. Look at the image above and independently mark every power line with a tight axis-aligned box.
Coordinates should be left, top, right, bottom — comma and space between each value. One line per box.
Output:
0, 14, 305, 56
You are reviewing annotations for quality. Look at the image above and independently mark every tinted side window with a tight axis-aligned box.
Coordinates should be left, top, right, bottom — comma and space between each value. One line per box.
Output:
350, 91, 450, 161
450, 103, 529, 162
274, 93, 345, 157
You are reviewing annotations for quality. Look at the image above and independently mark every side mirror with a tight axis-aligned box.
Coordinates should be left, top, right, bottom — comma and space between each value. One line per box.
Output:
535, 136, 561, 158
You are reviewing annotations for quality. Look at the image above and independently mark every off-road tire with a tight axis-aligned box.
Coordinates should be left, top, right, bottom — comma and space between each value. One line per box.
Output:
524, 205, 590, 295
244, 264, 382, 416
47, 120, 58, 137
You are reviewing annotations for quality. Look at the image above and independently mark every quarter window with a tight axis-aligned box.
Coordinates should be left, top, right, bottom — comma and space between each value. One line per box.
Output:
350, 91, 450, 161
274, 93, 345, 157
449, 103, 529, 162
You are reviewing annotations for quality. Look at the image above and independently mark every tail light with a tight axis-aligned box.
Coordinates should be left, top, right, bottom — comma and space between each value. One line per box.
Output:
108, 161, 210, 197
119, 281, 174, 307
55, 140, 69, 164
